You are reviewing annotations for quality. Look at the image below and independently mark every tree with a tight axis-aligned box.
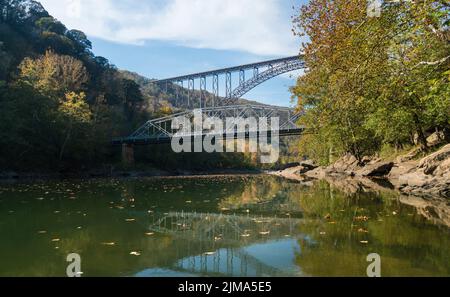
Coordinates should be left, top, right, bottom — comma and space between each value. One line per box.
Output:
18, 50, 89, 96
292, 0, 450, 163
35, 17, 66, 35
57, 91, 92, 161
66, 29, 92, 55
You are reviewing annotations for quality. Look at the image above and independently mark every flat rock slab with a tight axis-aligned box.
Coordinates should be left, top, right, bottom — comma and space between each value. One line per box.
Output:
356, 161, 394, 177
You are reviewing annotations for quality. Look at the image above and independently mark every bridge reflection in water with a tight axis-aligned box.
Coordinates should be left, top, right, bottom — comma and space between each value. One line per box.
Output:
144, 211, 307, 276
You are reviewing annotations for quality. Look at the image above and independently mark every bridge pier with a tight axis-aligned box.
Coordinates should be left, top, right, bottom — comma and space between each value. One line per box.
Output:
122, 144, 135, 167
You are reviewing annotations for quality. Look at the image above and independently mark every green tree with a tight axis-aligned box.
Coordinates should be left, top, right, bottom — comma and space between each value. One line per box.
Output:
292, 0, 450, 163
35, 17, 66, 35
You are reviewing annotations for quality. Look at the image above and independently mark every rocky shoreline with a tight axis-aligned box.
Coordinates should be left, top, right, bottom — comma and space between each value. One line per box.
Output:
272, 143, 450, 199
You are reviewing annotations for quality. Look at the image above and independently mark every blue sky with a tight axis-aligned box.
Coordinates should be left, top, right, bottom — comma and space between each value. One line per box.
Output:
40, 0, 308, 107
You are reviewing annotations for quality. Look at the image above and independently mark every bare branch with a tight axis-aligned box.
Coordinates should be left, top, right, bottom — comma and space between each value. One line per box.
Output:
415, 55, 450, 68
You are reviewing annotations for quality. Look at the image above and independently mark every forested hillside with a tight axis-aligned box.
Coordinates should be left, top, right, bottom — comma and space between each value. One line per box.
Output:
0, 0, 263, 173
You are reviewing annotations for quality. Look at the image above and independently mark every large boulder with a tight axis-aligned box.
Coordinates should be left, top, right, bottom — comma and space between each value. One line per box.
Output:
305, 167, 327, 179
418, 144, 450, 175
356, 161, 394, 177
327, 153, 360, 175
397, 144, 450, 198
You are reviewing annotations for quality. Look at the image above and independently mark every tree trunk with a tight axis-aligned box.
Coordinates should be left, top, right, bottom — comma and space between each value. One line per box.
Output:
413, 113, 428, 152
59, 121, 73, 162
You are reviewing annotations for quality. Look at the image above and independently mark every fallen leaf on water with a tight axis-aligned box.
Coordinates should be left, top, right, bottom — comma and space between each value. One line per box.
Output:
130, 251, 141, 256
320, 232, 326, 235
259, 231, 270, 235
145, 232, 154, 236
360, 241, 369, 244
38, 230, 47, 234
51, 238, 60, 242
125, 218, 136, 222
101, 242, 116, 246
392, 211, 398, 216
358, 228, 369, 233
354, 216, 369, 222
241, 234, 251, 237
204, 252, 216, 256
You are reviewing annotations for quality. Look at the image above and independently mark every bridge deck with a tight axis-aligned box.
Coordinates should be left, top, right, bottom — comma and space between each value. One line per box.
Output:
112, 128, 304, 146
154, 55, 302, 83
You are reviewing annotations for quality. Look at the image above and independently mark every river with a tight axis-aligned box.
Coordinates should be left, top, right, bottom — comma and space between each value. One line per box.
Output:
0, 175, 449, 276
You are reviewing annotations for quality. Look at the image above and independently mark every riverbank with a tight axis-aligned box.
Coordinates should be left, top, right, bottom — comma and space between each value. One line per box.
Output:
0, 167, 263, 181
271, 143, 450, 199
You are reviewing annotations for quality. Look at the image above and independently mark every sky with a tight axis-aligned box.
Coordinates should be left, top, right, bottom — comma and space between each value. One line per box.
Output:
39, 0, 308, 107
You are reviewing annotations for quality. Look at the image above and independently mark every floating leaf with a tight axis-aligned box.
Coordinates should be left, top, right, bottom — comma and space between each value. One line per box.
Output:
101, 242, 116, 246
130, 251, 141, 256
354, 216, 369, 222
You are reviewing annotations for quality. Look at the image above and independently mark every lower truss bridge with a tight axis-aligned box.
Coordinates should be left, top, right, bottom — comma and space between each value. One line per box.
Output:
113, 104, 304, 146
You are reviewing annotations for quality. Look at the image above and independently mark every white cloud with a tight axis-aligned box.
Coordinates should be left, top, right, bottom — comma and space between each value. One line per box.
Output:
39, 0, 300, 56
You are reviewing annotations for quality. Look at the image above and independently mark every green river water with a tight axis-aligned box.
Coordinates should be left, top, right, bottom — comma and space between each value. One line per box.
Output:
0, 175, 449, 277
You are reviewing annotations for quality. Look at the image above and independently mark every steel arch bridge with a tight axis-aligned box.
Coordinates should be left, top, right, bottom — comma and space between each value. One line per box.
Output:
114, 55, 306, 146
155, 55, 305, 107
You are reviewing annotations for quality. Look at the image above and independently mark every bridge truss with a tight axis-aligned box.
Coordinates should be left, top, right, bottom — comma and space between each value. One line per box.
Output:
113, 104, 304, 145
